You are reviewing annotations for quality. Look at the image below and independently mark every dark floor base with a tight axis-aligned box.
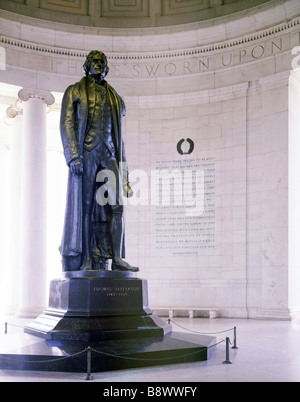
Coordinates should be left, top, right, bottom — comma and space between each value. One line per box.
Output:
0, 332, 217, 373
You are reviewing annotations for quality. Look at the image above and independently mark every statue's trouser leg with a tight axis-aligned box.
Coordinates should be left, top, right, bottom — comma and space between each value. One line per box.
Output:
101, 155, 125, 262
81, 144, 119, 269
109, 207, 124, 261
103, 157, 139, 271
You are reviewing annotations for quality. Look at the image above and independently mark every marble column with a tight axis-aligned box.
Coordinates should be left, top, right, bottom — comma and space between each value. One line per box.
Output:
5, 103, 23, 315
288, 70, 300, 320
16, 88, 54, 318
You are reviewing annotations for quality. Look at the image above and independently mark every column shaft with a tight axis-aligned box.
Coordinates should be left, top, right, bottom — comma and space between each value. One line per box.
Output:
17, 96, 49, 317
6, 110, 22, 315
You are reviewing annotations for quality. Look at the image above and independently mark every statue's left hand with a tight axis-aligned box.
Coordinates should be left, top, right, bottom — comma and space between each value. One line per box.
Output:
123, 183, 134, 198
69, 157, 83, 176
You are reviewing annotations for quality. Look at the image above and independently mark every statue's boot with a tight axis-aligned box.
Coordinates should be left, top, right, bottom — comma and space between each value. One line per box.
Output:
112, 257, 139, 272
110, 213, 139, 272
80, 258, 93, 270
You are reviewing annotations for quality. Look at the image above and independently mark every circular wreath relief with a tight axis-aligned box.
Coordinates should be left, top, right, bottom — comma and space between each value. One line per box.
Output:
177, 138, 195, 155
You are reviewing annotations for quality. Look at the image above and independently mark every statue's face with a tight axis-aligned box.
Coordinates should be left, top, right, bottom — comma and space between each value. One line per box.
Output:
88, 53, 109, 81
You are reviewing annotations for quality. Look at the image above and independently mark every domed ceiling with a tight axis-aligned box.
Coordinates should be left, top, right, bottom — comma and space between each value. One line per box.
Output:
0, 0, 273, 28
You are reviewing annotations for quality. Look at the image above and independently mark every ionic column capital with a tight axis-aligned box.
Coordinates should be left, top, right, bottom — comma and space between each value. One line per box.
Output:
6, 104, 23, 119
18, 88, 55, 106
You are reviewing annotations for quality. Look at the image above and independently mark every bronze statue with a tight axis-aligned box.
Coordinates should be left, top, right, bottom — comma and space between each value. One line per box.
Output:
59, 50, 138, 272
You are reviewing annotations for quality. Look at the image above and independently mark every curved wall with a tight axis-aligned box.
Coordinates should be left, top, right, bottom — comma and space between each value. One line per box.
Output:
0, 0, 298, 95
1, 0, 300, 319
0, 0, 272, 28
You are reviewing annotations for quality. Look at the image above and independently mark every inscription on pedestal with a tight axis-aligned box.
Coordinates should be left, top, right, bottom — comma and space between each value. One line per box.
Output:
47, 276, 150, 317
89, 280, 146, 314
93, 285, 140, 298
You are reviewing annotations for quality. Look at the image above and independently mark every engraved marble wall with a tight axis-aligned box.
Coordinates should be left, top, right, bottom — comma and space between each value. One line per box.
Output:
122, 83, 249, 317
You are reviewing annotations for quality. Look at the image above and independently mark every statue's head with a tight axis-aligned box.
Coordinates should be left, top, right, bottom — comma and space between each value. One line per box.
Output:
83, 50, 110, 80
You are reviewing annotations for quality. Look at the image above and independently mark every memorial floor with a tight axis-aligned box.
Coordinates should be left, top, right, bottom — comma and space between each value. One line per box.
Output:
0, 316, 299, 382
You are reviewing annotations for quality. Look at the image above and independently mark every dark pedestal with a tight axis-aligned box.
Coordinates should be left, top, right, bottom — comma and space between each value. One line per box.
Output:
24, 270, 172, 342
0, 270, 217, 374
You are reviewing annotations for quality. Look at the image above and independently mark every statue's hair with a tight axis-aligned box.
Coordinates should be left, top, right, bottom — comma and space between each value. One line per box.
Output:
83, 50, 110, 76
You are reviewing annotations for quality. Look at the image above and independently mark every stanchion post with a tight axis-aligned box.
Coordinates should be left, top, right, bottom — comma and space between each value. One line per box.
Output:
222, 337, 232, 364
232, 326, 238, 349
84, 347, 94, 381
5, 322, 7, 334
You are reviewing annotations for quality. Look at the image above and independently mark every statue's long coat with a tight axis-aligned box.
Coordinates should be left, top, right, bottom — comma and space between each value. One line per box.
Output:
59, 76, 127, 267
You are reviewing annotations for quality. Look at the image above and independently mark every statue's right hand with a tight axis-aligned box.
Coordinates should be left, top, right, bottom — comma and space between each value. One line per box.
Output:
69, 157, 84, 176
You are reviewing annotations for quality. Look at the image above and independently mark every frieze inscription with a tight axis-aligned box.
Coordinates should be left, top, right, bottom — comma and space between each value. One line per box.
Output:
3, 30, 299, 79
107, 36, 295, 79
